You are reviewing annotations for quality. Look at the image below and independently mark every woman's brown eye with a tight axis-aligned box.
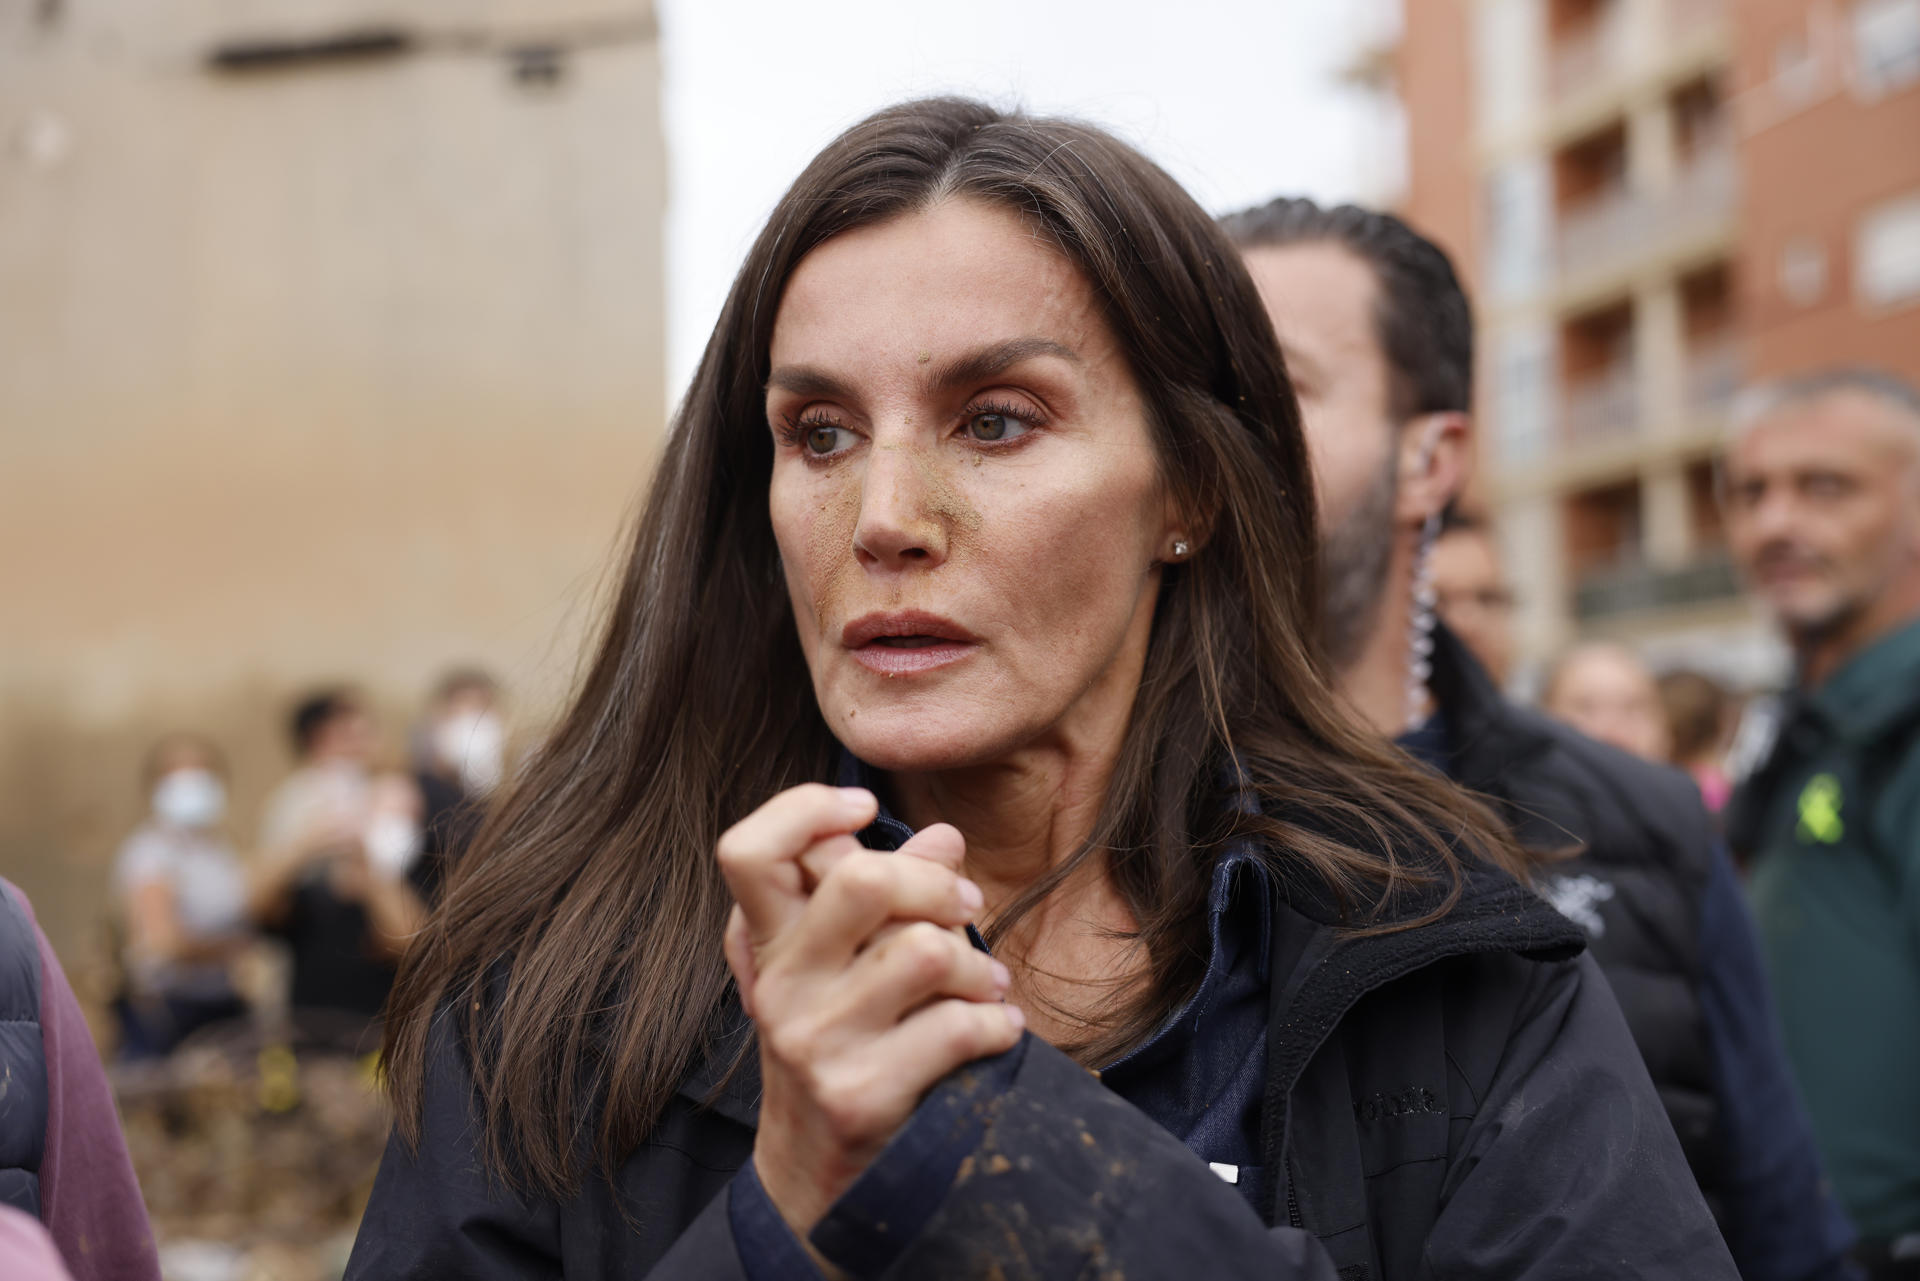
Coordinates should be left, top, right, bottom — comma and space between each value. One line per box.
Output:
805, 426, 840, 454
969, 413, 1010, 441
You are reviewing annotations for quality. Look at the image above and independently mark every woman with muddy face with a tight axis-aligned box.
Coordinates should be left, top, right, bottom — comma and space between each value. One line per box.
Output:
350, 100, 1734, 1281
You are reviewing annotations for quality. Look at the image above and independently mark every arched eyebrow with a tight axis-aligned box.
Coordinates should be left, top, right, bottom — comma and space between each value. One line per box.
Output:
766, 336, 1082, 401
924, 337, 1081, 393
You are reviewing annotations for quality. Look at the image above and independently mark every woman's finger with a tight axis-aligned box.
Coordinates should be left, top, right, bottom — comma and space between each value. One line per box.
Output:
881, 993, 1026, 1069
796, 832, 876, 890
893, 822, 966, 873
717, 784, 877, 942
796, 822, 963, 887
784, 850, 983, 974
813, 997, 1027, 1141
841, 822, 974, 961
820, 921, 1009, 1033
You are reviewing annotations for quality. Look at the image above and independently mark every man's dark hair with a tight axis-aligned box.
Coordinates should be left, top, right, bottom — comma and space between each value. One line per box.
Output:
289, 688, 360, 758
1220, 197, 1473, 421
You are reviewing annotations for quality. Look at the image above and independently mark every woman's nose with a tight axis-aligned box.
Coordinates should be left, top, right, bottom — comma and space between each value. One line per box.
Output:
852, 439, 951, 570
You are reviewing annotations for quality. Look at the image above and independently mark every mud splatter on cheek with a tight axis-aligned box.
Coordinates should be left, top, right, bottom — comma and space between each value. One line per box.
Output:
807, 478, 863, 619
912, 448, 985, 532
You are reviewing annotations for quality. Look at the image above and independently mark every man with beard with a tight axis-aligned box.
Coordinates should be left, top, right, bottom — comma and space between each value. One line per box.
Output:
1222, 198, 1857, 1281
1721, 371, 1920, 1279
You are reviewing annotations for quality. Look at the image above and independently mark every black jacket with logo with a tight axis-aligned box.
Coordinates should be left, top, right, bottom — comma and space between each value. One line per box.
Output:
347, 811, 1732, 1279
1427, 626, 1723, 1187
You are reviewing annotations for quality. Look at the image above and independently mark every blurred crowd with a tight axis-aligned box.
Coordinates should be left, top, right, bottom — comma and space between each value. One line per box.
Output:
13, 672, 512, 1281
110, 671, 508, 1064
1433, 513, 1743, 811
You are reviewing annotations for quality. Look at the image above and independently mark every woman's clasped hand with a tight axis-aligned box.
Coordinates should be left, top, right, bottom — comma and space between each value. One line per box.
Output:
716, 783, 1023, 1234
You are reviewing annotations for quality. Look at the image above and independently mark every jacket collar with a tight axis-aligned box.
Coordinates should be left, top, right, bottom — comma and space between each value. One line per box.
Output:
1256, 839, 1584, 1225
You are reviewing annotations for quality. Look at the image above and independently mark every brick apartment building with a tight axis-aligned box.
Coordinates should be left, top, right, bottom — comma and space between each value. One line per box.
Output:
1390, 0, 1920, 684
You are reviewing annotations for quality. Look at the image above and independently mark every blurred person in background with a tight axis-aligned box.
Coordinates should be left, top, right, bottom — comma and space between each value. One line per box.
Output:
1722, 370, 1920, 1279
351, 100, 1734, 1281
1541, 639, 1673, 763
251, 689, 425, 1039
111, 734, 252, 1058
1428, 507, 1516, 687
1226, 196, 1858, 1281
409, 668, 505, 907
1660, 670, 1736, 815
0, 879, 163, 1281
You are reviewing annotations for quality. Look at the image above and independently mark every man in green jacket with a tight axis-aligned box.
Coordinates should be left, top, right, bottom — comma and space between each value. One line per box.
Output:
1724, 369, 1920, 1280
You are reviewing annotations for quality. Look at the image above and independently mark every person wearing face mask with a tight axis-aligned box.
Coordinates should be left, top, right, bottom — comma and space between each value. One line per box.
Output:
251, 689, 425, 1040
408, 669, 505, 907
1224, 197, 1858, 1281
112, 734, 252, 1058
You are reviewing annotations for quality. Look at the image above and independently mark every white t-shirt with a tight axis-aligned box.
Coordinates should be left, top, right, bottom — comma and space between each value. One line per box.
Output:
114, 822, 248, 997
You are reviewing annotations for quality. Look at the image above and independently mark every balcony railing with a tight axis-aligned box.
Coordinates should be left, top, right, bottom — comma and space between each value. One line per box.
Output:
1555, 144, 1736, 283
1558, 185, 1639, 276
1668, 140, 1737, 238
1684, 337, 1743, 416
1550, 11, 1626, 104
1573, 553, 1742, 620
1560, 363, 1640, 446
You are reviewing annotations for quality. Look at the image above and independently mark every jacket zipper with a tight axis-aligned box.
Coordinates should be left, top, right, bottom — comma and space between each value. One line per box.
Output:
1284, 1154, 1302, 1229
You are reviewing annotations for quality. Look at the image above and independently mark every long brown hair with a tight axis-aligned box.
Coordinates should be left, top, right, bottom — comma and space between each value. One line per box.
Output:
383, 97, 1530, 1200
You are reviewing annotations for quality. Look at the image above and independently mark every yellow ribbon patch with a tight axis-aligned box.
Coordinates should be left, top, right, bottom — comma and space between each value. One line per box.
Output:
1796, 773, 1845, 845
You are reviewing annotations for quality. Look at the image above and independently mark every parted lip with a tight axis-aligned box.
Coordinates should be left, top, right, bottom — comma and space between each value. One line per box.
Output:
841, 610, 980, 648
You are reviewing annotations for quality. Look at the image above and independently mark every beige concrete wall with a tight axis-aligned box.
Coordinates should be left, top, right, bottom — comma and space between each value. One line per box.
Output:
1, 0, 666, 964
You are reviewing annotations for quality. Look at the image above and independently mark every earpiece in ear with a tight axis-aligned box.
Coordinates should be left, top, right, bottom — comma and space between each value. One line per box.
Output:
1416, 418, 1444, 473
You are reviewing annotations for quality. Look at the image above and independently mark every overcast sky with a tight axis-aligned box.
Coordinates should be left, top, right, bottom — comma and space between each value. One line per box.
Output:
654, 0, 1400, 402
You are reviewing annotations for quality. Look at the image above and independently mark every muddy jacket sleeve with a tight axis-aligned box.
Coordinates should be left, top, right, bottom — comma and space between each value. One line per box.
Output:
1427, 952, 1740, 1278
741, 1032, 1339, 1281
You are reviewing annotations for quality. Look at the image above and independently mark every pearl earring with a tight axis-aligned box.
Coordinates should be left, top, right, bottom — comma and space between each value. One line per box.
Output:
1172, 539, 1190, 559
